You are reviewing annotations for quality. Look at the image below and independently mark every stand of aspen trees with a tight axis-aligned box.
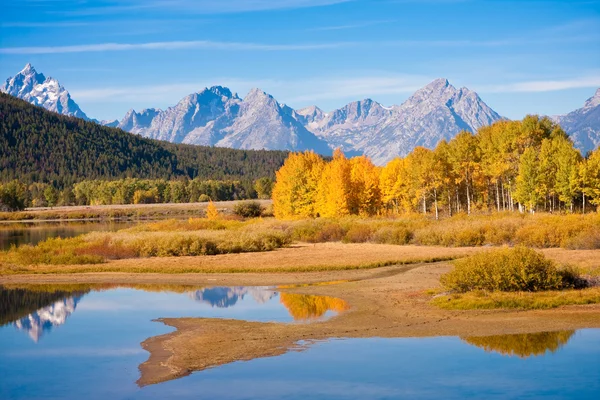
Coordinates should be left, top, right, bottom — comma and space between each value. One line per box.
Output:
273, 116, 600, 219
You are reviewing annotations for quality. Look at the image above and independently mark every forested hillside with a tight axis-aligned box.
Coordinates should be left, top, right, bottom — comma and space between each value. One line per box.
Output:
0, 93, 288, 187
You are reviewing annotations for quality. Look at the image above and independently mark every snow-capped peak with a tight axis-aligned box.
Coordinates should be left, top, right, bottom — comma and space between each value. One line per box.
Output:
1, 63, 88, 120
21, 63, 35, 74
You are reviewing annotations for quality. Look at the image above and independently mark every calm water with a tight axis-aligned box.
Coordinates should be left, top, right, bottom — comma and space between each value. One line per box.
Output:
0, 221, 136, 250
0, 285, 598, 400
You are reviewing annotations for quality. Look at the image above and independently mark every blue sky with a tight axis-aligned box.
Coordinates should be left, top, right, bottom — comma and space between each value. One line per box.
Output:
1, 0, 599, 121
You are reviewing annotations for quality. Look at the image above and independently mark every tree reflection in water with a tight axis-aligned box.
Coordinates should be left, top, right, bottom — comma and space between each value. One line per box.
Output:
279, 292, 349, 320
462, 330, 575, 358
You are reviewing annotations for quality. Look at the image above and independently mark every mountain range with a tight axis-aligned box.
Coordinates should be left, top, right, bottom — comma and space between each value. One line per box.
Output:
3, 64, 599, 163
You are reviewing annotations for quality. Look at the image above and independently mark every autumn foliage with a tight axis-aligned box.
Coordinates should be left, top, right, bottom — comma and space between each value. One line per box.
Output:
279, 292, 349, 320
272, 116, 600, 218
462, 331, 575, 358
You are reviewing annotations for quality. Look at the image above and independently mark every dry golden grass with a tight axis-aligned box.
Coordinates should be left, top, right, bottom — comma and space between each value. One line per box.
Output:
0, 243, 480, 274
432, 288, 600, 310
540, 248, 600, 275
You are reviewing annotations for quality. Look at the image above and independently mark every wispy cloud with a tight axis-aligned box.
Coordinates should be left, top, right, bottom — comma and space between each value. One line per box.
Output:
0, 40, 355, 54
4, 31, 596, 55
53, 0, 353, 16
308, 19, 395, 31
480, 76, 600, 93
1, 21, 89, 28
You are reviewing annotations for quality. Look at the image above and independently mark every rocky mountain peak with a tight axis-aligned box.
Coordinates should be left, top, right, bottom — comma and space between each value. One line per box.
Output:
21, 63, 35, 74
583, 88, 600, 111
1, 64, 88, 120
406, 78, 457, 104
555, 87, 600, 155
244, 88, 273, 103
206, 85, 236, 99
296, 105, 326, 126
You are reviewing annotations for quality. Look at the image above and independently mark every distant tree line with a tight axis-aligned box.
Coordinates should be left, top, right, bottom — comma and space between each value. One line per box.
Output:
273, 116, 600, 219
0, 177, 274, 209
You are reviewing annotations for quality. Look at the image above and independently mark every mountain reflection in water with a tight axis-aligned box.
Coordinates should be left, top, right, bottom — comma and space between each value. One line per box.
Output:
187, 286, 277, 307
0, 285, 349, 342
14, 295, 83, 342
462, 330, 575, 358
186, 287, 350, 320
0, 286, 90, 342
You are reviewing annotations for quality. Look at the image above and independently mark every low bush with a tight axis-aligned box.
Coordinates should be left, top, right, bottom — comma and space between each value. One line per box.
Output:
3, 237, 104, 265
564, 227, 600, 250
291, 220, 345, 243
440, 247, 579, 292
233, 201, 263, 218
342, 225, 373, 243
371, 226, 413, 245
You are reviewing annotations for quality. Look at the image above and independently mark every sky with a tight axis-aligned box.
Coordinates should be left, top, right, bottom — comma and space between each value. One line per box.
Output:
0, 0, 599, 121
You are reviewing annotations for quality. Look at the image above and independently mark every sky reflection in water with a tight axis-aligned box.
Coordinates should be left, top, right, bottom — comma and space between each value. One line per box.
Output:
0, 285, 597, 400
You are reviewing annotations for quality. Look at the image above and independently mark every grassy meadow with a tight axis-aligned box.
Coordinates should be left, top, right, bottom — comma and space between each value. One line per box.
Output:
0, 211, 598, 273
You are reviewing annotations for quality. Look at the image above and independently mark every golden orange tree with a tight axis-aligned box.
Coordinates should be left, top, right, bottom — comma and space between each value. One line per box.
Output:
272, 151, 325, 219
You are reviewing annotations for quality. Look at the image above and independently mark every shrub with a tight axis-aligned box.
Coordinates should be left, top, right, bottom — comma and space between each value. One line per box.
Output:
291, 220, 345, 243
440, 247, 578, 292
565, 228, 600, 250
342, 225, 373, 243
76, 238, 137, 260
233, 201, 263, 218
514, 215, 599, 248
371, 226, 413, 245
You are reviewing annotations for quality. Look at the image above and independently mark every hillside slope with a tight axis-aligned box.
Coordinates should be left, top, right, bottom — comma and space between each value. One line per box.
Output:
0, 93, 288, 187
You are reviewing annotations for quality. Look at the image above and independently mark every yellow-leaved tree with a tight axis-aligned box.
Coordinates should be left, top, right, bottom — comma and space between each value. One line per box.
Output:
272, 151, 325, 219
349, 155, 382, 216
206, 200, 219, 220
379, 157, 410, 214
316, 149, 353, 218
580, 148, 600, 212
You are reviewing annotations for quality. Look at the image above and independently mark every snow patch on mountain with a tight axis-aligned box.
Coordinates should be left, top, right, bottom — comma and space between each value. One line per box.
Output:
1, 64, 88, 120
